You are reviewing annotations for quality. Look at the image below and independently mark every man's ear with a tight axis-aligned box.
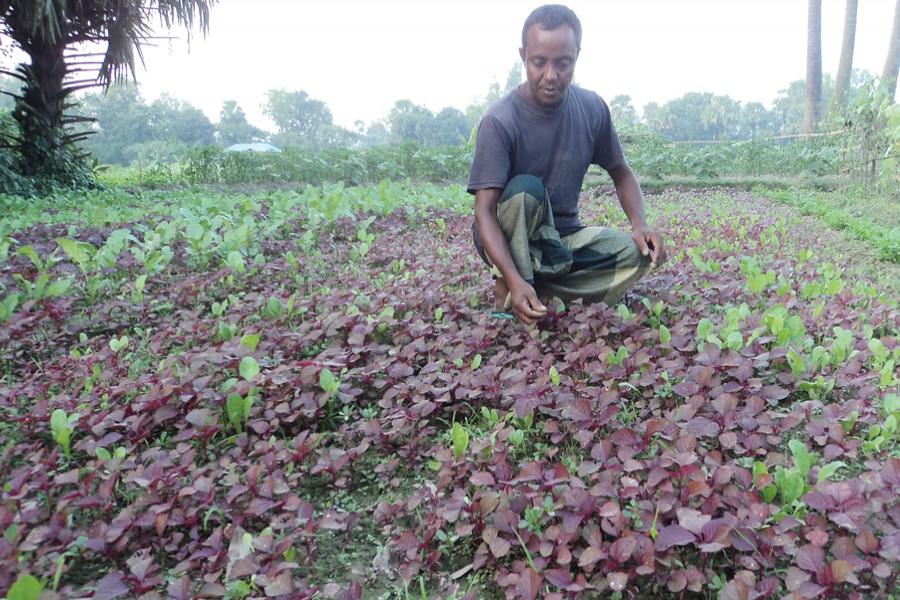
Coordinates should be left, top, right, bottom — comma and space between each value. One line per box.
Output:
519, 47, 526, 63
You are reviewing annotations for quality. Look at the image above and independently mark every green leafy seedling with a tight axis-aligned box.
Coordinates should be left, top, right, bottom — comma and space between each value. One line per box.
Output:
226, 393, 253, 434
109, 335, 130, 353
451, 422, 469, 458
51, 409, 78, 459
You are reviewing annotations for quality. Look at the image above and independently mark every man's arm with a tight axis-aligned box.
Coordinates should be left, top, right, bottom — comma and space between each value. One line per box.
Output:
607, 161, 667, 269
474, 188, 547, 324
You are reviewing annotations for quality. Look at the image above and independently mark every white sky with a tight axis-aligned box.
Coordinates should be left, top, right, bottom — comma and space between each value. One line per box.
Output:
101, 0, 900, 130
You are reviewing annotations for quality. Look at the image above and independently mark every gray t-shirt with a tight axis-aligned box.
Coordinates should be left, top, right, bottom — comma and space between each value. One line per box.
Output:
467, 85, 624, 236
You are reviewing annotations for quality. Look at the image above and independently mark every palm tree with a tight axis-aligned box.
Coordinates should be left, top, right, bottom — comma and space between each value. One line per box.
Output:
830, 0, 858, 114
0, 0, 215, 189
884, 0, 900, 100
804, 0, 823, 133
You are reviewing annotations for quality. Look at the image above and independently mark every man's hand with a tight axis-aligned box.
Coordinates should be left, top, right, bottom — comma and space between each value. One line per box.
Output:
631, 225, 667, 270
508, 279, 547, 325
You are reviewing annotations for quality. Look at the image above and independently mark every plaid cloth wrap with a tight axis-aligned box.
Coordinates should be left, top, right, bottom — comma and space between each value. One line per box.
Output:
474, 175, 650, 307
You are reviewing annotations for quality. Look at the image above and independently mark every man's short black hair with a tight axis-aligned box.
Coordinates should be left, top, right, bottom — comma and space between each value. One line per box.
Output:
522, 4, 582, 50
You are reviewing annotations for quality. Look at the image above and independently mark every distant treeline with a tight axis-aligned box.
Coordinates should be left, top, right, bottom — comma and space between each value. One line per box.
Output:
0, 67, 886, 169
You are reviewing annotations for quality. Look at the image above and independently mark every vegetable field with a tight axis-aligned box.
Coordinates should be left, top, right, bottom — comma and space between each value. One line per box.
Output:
0, 183, 898, 599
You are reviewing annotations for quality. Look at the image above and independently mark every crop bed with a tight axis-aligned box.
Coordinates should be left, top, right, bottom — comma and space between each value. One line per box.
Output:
0, 185, 898, 599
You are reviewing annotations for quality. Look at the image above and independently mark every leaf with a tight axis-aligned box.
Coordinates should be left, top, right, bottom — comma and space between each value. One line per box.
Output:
240, 333, 260, 351
659, 324, 671, 344
226, 393, 246, 431
469, 471, 495, 486
516, 567, 543, 600
654, 525, 696, 551
50, 409, 68, 439
482, 527, 510, 558
795, 545, 826, 575
319, 368, 338, 393
829, 559, 856, 584
881, 458, 900, 486
607, 572, 628, 592
166, 576, 194, 600
239, 356, 260, 381
6, 575, 43, 600
816, 461, 846, 483
676, 508, 711, 535
779, 469, 806, 506
451, 422, 469, 458
578, 545, 604, 568
93, 571, 130, 600
789, 439, 816, 478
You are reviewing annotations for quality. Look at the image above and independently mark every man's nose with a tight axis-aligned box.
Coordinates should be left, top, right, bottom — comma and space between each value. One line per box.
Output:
543, 65, 558, 81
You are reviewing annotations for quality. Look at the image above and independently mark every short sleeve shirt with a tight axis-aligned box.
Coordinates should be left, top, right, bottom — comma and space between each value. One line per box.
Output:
467, 85, 624, 236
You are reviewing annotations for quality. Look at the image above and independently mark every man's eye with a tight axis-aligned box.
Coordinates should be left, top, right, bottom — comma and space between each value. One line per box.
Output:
557, 60, 571, 69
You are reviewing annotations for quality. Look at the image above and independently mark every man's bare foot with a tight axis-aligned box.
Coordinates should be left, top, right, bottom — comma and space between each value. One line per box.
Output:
493, 277, 510, 311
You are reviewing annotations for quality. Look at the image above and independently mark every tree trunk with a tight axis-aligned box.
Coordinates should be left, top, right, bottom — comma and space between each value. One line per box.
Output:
831, 0, 858, 114
805, 0, 823, 133
12, 39, 68, 177
883, 0, 900, 100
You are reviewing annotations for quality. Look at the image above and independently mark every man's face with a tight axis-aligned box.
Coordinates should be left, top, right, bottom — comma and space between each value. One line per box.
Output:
519, 23, 579, 109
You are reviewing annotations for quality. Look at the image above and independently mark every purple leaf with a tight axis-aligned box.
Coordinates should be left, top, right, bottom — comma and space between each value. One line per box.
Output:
655, 525, 696, 551
93, 571, 130, 600
795, 545, 826, 575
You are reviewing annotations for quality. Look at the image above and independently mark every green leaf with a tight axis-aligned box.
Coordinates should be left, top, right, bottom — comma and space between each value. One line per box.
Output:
697, 318, 714, 339
471, 353, 482, 371
109, 335, 129, 353
659, 324, 671, 344
779, 469, 805, 506
17, 245, 43, 270
0, 293, 19, 320
817, 461, 847, 483
549, 365, 560, 386
56, 237, 96, 273
263, 296, 282, 319
6, 575, 44, 600
319, 368, 338, 393
239, 356, 260, 381
226, 393, 246, 432
226, 250, 246, 273
95, 447, 111, 461
51, 409, 68, 440
788, 439, 816, 479
240, 333, 260, 351
885, 394, 900, 413
451, 422, 469, 458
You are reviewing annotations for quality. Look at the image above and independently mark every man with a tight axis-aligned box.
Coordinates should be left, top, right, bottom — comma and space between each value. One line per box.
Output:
468, 4, 667, 325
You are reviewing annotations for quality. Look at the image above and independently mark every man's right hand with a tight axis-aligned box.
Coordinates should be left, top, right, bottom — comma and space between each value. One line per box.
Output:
509, 279, 547, 325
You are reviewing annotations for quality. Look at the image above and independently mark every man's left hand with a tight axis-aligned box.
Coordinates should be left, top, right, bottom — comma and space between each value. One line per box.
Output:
632, 225, 667, 270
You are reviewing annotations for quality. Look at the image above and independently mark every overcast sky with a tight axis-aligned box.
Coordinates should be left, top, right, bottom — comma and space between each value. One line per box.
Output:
124, 0, 897, 130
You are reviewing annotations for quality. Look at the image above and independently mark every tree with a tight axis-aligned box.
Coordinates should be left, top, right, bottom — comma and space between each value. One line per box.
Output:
805, 0, 823, 133
883, 0, 900, 99
609, 95, 639, 129
831, 0, 858, 114
387, 99, 433, 143
0, 0, 216, 190
421, 107, 469, 146
78, 84, 153, 165
643, 92, 742, 141
262, 89, 333, 140
739, 102, 777, 139
148, 94, 214, 145
216, 100, 264, 146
